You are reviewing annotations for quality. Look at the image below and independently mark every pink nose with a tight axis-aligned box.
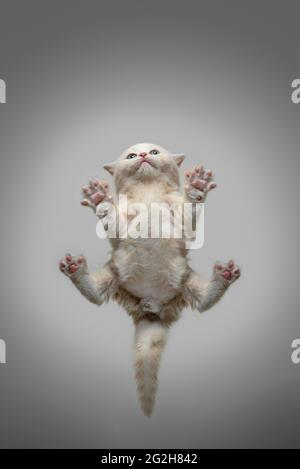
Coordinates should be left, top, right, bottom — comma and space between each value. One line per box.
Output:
139, 152, 147, 158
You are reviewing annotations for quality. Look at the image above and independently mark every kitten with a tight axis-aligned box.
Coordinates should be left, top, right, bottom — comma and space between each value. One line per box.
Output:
59, 143, 240, 417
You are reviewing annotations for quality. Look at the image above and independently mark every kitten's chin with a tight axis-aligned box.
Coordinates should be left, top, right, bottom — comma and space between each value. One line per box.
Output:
137, 162, 156, 176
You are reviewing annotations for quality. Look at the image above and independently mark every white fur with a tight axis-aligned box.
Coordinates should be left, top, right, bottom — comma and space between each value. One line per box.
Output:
60, 142, 240, 416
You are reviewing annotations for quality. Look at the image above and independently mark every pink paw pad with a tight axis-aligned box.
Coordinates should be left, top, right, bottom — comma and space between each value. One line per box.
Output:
222, 270, 232, 280
91, 192, 105, 205
185, 164, 216, 202
191, 179, 206, 191
59, 254, 86, 277
69, 264, 79, 273
81, 179, 112, 209
214, 260, 241, 284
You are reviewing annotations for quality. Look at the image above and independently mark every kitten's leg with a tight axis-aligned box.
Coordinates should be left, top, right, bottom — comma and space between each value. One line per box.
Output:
184, 260, 241, 313
59, 254, 116, 305
80, 179, 122, 246
81, 179, 115, 220
182, 166, 216, 241
184, 165, 216, 203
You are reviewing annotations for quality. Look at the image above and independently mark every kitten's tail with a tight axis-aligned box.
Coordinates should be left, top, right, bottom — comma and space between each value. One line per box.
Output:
134, 319, 168, 417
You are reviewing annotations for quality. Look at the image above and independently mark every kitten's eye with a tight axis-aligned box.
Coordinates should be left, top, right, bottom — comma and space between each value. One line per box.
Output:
150, 149, 159, 155
126, 153, 137, 159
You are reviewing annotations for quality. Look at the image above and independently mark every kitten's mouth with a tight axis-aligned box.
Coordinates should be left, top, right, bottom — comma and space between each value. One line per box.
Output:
138, 159, 155, 168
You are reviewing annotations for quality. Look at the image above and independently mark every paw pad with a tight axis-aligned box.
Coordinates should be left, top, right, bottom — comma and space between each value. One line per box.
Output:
214, 260, 240, 284
185, 165, 216, 202
59, 253, 86, 277
81, 179, 113, 210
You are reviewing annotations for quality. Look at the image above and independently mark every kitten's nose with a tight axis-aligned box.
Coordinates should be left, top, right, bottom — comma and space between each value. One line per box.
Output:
139, 152, 147, 158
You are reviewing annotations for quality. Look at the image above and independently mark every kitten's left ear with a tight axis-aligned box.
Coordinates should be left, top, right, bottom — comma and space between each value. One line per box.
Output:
103, 162, 116, 175
172, 154, 185, 167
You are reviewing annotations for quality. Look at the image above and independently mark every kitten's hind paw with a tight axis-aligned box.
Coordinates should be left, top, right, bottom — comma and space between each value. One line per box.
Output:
185, 165, 216, 202
59, 253, 87, 278
213, 260, 241, 285
81, 179, 113, 212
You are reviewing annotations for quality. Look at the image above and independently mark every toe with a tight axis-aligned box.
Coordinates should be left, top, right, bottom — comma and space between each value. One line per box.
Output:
207, 182, 216, 191
195, 165, 203, 174
81, 199, 90, 206
233, 268, 240, 278
100, 181, 109, 191
81, 186, 90, 195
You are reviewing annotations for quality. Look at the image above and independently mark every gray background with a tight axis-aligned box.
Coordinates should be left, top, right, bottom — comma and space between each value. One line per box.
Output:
0, 0, 299, 448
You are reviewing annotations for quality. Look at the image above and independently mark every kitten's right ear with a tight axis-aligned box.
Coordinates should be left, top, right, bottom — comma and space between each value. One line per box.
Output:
172, 153, 185, 167
103, 162, 116, 175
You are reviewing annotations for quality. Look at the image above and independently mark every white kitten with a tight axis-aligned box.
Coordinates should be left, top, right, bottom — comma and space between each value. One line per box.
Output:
59, 143, 240, 417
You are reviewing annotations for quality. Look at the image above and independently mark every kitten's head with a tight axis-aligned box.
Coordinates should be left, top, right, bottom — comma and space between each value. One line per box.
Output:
104, 143, 185, 192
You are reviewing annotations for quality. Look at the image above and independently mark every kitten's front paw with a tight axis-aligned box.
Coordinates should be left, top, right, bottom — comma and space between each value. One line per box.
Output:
213, 260, 241, 285
185, 165, 216, 202
81, 179, 113, 213
59, 253, 87, 278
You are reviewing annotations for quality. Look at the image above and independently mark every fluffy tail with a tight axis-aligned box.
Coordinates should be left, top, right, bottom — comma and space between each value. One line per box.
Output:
134, 319, 168, 417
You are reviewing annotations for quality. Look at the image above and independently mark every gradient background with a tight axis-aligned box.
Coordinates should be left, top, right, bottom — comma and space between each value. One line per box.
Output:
0, 0, 299, 448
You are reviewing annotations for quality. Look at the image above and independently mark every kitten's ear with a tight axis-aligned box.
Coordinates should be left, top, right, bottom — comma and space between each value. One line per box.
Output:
103, 162, 116, 175
172, 153, 185, 167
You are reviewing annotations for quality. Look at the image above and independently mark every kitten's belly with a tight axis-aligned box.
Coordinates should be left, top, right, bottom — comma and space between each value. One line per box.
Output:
113, 239, 187, 303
